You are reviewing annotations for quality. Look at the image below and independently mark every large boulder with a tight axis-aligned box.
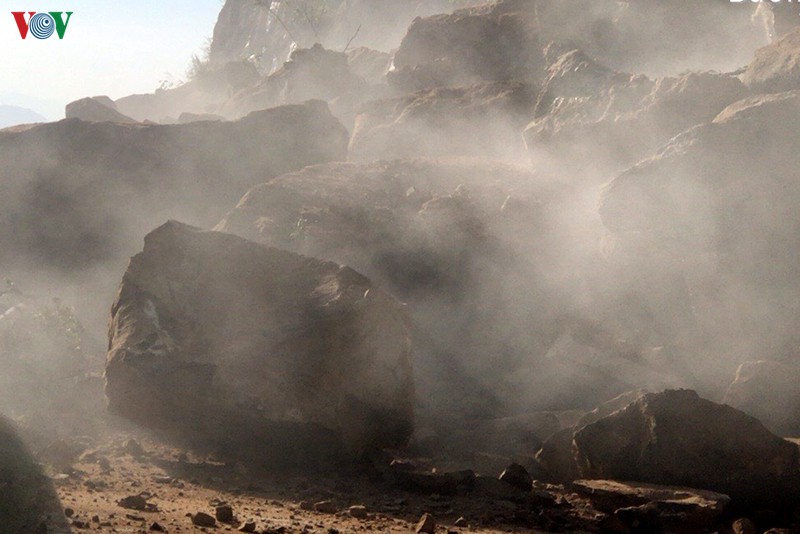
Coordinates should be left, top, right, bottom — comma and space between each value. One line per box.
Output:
105, 221, 413, 457
0, 100, 347, 325
573, 390, 800, 508
525, 62, 747, 178
0, 416, 71, 533
600, 91, 800, 381
65, 96, 137, 123
390, 0, 543, 91
723, 360, 800, 437
743, 27, 800, 94
350, 81, 538, 162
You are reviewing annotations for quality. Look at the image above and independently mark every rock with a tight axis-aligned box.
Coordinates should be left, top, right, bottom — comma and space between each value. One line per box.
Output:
314, 501, 338, 514
535, 1, 766, 75
347, 47, 391, 86
191, 512, 216, 528
349, 81, 538, 162
105, 222, 413, 458
215, 504, 234, 522
0, 100, 348, 324
573, 480, 729, 529
743, 27, 800, 94
535, 390, 647, 483
723, 360, 800, 436
238, 522, 257, 533
454, 517, 468, 527
215, 158, 571, 438
525, 66, 747, 177
573, 390, 800, 507
391, 0, 542, 89
498, 463, 532, 492
118, 495, 148, 511
732, 518, 758, 534
348, 505, 368, 519
65, 96, 137, 123
149, 523, 165, 532
600, 91, 800, 378
225, 44, 371, 126
0, 416, 70, 533
121, 439, 145, 457
415, 513, 437, 534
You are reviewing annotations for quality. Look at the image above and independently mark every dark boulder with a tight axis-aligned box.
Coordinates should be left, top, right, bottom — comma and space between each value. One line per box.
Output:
0, 416, 71, 533
573, 390, 800, 508
390, 0, 543, 91
105, 221, 413, 458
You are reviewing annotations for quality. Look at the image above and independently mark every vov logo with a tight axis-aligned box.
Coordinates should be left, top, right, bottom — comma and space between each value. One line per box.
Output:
12, 11, 73, 39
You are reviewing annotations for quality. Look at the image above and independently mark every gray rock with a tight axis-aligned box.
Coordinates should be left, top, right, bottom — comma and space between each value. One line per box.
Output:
65, 96, 137, 123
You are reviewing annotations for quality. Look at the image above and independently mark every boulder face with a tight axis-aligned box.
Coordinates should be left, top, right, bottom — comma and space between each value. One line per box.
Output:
391, 0, 544, 89
350, 81, 538, 162
0, 417, 70, 534
573, 390, 800, 507
65, 96, 137, 123
105, 221, 413, 457
723, 360, 800, 437
743, 27, 800, 94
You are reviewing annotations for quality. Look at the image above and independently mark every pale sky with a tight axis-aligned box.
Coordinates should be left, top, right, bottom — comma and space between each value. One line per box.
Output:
1, 0, 223, 119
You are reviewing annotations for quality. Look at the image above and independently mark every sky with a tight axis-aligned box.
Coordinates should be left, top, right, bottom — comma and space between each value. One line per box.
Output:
1, 0, 223, 119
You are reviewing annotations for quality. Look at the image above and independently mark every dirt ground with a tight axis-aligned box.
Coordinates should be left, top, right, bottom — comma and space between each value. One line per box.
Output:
48, 430, 583, 534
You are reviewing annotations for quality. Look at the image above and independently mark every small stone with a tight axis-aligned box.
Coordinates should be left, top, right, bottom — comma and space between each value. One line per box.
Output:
191, 512, 216, 528
314, 500, 338, 514
216, 504, 234, 523
122, 439, 145, 456
238, 521, 257, 532
498, 463, 532, 491
349, 505, 368, 519
299, 501, 314, 511
64, 508, 75, 518
416, 513, 436, 534
150, 523, 165, 532
454, 517, 468, 527
91, 515, 100, 523
118, 495, 148, 511
733, 518, 757, 534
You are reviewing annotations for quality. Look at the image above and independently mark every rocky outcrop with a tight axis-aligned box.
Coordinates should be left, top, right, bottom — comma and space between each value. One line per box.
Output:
743, 27, 800, 94
525, 64, 747, 177
574, 390, 800, 508
0, 416, 71, 533
65, 96, 137, 123
105, 221, 413, 456
390, 0, 543, 91
723, 360, 800, 436
350, 81, 538, 162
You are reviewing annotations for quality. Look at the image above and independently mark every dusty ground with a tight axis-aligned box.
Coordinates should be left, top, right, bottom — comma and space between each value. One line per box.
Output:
48, 431, 580, 534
